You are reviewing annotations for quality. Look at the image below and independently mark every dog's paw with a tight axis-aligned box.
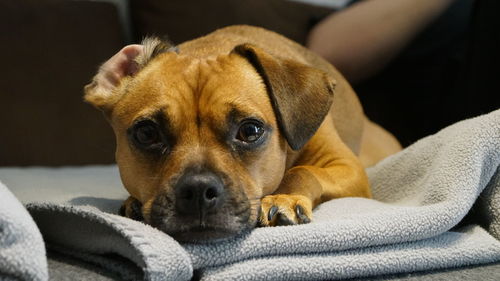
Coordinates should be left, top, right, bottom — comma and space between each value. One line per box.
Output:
119, 196, 144, 221
259, 194, 312, 226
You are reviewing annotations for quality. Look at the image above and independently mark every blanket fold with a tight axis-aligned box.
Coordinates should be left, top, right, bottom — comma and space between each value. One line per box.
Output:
195, 225, 500, 281
27, 204, 193, 281
2, 109, 500, 280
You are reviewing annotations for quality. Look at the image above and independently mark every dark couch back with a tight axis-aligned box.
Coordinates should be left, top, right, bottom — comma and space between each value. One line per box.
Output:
0, 0, 125, 166
131, 0, 332, 45
1, 0, 333, 166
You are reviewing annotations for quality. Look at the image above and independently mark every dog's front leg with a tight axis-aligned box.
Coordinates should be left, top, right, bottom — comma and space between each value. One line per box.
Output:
259, 123, 370, 226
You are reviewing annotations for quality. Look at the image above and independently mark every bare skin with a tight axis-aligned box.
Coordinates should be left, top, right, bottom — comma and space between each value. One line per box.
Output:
307, 0, 457, 82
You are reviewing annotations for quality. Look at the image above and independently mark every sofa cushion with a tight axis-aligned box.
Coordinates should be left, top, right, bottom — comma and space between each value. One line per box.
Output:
130, 0, 334, 45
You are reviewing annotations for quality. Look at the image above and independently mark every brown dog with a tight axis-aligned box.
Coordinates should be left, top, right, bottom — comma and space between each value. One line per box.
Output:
84, 25, 401, 242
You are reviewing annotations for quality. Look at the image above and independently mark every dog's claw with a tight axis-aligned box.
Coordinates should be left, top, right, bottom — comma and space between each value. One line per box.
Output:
268, 206, 279, 221
295, 205, 311, 224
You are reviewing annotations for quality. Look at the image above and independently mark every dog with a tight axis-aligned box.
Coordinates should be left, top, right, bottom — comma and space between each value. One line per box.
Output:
84, 25, 401, 242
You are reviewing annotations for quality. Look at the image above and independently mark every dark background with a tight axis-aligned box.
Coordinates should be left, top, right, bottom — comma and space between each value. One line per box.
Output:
0, 0, 498, 166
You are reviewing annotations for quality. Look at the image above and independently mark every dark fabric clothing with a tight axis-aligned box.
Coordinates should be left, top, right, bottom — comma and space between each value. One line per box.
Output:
347, 0, 499, 146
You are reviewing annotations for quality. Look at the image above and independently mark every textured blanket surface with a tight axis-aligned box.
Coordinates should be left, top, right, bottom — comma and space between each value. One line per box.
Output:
0, 182, 47, 281
1, 109, 499, 280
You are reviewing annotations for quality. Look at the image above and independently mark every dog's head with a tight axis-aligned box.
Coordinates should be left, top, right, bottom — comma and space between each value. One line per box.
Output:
84, 38, 335, 242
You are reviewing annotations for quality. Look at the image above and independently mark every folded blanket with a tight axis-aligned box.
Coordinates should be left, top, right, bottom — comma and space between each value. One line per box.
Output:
1, 109, 499, 280
0, 181, 47, 281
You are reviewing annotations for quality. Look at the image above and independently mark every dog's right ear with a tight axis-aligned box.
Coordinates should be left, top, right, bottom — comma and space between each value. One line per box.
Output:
84, 38, 175, 115
84, 44, 142, 114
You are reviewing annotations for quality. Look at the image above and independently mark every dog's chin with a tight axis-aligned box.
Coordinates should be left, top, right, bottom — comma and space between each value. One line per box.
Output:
169, 226, 242, 243
147, 192, 258, 242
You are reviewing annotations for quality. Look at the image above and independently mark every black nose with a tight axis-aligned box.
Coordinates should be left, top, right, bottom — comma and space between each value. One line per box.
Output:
175, 172, 224, 218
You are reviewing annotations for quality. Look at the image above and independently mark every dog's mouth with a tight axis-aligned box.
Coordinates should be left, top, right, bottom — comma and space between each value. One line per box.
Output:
145, 191, 257, 243
150, 213, 254, 243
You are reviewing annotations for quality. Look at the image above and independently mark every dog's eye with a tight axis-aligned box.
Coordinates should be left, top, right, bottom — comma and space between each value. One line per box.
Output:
132, 121, 161, 148
237, 121, 264, 143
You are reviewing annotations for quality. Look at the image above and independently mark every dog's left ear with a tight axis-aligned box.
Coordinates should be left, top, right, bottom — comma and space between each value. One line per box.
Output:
232, 44, 336, 150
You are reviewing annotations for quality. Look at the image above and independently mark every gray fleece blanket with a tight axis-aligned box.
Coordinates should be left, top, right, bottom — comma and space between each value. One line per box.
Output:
0, 182, 47, 281
1, 109, 500, 281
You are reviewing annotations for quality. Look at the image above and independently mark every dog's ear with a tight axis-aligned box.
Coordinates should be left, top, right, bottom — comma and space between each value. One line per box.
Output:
84, 37, 175, 115
232, 44, 336, 150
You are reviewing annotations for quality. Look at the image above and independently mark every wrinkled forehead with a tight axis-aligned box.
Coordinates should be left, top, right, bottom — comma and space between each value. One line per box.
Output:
112, 53, 275, 127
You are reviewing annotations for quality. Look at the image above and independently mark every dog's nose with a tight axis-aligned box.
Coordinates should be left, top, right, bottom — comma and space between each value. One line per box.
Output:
175, 172, 224, 217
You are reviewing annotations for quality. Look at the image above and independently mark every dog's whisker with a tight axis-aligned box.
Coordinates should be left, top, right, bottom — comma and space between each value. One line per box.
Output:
161, 146, 169, 155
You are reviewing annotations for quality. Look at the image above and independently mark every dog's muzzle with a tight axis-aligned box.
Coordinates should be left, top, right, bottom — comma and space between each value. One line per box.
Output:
148, 170, 254, 242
